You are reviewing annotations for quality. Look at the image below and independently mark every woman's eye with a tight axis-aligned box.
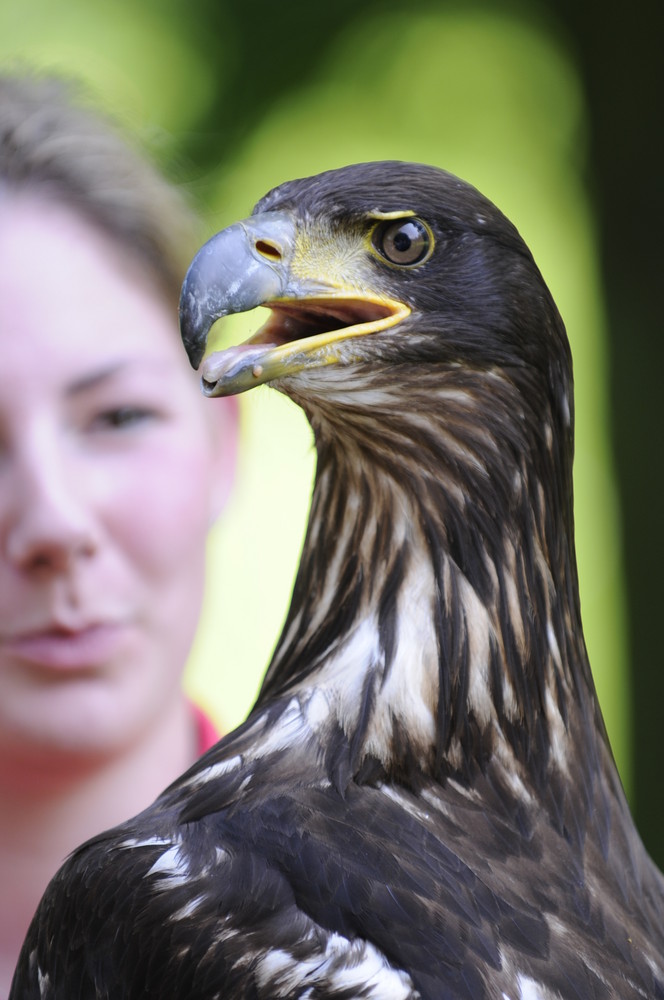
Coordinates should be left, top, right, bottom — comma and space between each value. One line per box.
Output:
372, 217, 433, 266
91, 406, 155, 430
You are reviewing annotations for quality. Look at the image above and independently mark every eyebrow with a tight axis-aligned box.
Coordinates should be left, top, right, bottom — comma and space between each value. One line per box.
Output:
65, 358, 176, 396
65, 362, 129, 397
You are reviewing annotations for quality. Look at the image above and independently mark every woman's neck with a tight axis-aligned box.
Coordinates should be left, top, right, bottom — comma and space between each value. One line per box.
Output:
0, 694, 196, 999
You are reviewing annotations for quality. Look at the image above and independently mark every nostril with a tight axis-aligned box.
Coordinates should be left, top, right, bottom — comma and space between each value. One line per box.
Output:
255, 239, 282, 261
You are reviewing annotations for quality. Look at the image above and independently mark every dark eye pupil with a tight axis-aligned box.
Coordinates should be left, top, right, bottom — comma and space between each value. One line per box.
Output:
373, 217, 431, 266
393, 231, 412, 252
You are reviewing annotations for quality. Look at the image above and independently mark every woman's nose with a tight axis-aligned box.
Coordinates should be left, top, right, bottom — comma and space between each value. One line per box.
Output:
3, 445, 98, 575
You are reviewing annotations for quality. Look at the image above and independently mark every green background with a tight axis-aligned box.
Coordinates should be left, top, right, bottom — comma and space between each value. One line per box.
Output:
2, 0, 661, 866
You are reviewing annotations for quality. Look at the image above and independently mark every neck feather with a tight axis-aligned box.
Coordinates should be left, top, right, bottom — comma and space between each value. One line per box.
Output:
257, 363, 605, 792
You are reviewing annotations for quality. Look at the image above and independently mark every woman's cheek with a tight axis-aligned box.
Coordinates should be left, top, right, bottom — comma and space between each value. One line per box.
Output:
100, 438, 215, 574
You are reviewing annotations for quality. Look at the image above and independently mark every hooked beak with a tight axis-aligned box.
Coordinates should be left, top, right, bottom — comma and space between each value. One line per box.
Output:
179, 211, 410, 397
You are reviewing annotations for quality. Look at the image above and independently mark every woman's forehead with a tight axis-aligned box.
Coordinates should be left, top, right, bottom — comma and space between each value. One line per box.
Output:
0, 194, 187, 373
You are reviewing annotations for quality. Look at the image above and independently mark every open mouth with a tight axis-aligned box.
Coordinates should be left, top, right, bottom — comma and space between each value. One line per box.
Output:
199, 293, 410, 396
254, 297, 404, 346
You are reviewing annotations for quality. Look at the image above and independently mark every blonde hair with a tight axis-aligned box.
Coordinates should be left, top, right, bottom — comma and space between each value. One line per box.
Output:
0, 73, 197, 308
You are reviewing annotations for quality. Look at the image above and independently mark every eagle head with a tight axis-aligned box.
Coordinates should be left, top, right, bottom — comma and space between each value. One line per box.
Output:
180, 162, 570, 430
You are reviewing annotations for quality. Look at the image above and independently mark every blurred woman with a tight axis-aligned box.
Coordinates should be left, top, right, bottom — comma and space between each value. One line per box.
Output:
0, 74, 237, 994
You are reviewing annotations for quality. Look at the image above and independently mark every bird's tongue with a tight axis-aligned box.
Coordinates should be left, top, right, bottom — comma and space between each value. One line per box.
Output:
201, 342, 276, 386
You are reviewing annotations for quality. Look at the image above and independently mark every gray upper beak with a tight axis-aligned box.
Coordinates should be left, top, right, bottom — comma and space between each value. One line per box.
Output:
179, 211, 296, 369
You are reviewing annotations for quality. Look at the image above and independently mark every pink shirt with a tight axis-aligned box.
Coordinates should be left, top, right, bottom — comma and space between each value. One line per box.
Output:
191, 702, 221, 756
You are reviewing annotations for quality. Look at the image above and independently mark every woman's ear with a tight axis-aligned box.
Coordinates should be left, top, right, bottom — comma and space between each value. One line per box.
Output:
205, 395, 240, 525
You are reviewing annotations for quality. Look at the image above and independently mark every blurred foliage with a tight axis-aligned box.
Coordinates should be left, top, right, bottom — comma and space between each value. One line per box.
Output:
0, 0, 647, 844
0, 0, 217, 140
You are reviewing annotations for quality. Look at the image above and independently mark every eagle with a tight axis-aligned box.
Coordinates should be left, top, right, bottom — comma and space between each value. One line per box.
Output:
10, 161, 664, 999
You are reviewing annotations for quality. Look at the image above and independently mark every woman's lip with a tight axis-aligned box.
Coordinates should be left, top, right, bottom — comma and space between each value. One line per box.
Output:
1, 624, 128, 670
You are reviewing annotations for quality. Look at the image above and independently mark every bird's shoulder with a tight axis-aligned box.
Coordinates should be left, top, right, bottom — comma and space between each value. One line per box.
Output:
13, 698, 664, 1000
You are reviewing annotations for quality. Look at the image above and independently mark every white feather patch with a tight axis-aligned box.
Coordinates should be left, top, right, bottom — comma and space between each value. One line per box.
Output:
147, 843, 190, 887
186, 754, 244, 786
254, 933, 417, 997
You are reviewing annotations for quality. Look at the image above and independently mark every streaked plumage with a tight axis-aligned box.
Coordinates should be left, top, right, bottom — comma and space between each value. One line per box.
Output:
10, 161, 664, 999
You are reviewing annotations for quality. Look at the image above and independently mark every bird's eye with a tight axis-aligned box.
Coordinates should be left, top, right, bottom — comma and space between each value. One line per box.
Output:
372, 218, 432, 267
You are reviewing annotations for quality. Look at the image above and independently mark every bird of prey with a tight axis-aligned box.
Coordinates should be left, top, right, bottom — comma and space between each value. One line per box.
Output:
10, 161, 664, 999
